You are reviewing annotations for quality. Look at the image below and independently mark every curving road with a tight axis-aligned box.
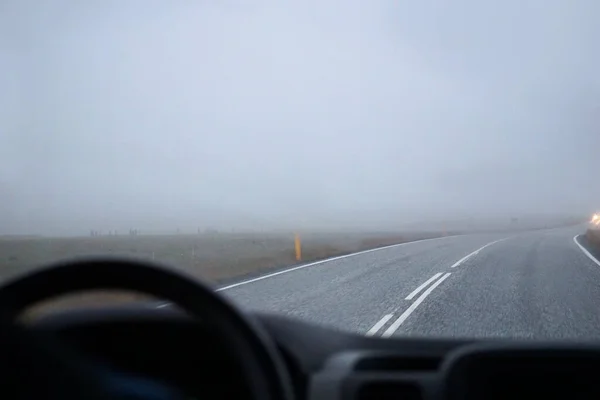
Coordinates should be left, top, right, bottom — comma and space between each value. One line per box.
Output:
219, 225, 600, 340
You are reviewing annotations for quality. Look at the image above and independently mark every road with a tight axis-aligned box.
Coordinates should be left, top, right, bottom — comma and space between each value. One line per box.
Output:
219, 225, 600, 340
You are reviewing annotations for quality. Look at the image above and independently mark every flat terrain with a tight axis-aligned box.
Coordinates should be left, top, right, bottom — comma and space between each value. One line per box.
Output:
0, 231, 449, 283
0, 230, 448, 316
4, 224, 585, 325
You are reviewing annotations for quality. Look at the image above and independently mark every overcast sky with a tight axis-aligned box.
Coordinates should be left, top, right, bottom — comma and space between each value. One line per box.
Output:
1, 1, 599, 235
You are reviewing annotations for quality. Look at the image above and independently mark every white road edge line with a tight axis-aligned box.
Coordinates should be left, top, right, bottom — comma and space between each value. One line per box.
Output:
450, 238, 507, 268
405, 273, 443, 300
381, 273, 451, 338
216, 235, 461, 291
365, 314, 394, 336
573, 235, 600, 267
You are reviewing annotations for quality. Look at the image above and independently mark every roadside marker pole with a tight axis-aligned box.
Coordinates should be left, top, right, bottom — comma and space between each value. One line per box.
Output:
295, 234, 302, 261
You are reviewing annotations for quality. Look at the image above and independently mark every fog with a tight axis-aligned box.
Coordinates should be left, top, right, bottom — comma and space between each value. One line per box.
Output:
1, 1, 599, 235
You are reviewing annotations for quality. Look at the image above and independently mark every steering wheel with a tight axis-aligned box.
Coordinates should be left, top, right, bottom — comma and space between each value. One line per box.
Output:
0, 258, 294, 400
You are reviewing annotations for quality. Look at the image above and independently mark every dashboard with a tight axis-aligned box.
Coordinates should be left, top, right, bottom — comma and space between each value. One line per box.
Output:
30, 303, 600, 399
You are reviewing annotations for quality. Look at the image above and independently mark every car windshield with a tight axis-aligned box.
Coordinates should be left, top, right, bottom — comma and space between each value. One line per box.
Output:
1, 1, 599, 340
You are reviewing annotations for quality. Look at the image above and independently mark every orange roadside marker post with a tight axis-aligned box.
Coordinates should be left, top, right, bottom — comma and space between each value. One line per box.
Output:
295, 234, 302, 261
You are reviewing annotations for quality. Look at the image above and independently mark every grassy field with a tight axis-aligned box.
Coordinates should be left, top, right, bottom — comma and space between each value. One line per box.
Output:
1, 230, 451, 317
587, 228, 600, 249
0, 231, 449, 283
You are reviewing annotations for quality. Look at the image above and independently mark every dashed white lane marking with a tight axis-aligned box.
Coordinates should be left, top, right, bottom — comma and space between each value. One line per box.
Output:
405, 273, 443, 300
365, 314, 394, 336
381, 273, 451, 338
450, 238, 507, 268
573, 235, 600, 267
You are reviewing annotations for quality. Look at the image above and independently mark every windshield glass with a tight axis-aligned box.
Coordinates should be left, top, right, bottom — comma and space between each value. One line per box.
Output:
2, 1, 599, 340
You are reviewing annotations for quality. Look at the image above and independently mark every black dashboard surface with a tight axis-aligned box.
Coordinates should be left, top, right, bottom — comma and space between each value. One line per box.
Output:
35, 309, 249, 398
30, 304, 600, 399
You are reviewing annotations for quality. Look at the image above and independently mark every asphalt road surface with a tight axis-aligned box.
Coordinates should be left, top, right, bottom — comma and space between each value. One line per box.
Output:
219, 225, 600, 340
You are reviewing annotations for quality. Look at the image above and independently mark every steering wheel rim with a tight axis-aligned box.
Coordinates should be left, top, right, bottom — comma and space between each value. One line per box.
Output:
0, 257, 294, 400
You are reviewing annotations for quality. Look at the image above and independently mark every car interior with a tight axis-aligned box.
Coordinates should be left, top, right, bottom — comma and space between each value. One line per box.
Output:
1, 258, 599, 400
